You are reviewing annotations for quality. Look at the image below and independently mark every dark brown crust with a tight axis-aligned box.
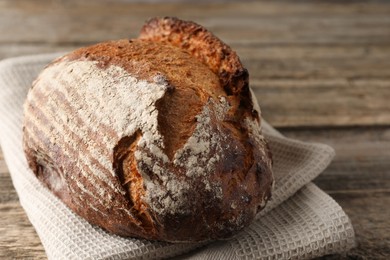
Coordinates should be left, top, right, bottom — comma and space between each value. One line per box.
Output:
140, 17, 258, 125
23, 17, 273, 242
140, 17, 249, 97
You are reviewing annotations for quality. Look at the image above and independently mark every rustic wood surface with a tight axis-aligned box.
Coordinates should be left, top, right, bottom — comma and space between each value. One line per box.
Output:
0, 0, 389, 259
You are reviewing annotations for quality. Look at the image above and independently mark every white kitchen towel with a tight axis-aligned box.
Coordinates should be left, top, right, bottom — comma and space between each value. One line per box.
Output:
0, 54, 355, 260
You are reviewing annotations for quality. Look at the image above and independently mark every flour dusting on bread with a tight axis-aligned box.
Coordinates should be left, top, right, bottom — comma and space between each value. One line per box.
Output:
23, 17, 274, 242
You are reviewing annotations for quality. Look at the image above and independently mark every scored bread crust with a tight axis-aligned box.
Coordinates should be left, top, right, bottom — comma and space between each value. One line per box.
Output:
140, 17, 249, 97
22, 17, 273, 242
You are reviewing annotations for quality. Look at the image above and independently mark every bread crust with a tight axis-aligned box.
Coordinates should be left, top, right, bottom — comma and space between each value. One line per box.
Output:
23, 17, 273, 242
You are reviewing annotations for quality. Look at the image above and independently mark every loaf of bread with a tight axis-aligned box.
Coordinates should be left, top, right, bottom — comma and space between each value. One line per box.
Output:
22, 17, 273, 242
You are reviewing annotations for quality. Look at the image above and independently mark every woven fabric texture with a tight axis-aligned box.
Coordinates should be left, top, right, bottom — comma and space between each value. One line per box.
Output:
0, 54, 355, 260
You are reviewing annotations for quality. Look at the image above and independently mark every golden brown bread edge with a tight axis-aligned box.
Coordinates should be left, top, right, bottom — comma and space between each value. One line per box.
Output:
22, 17, 273, 242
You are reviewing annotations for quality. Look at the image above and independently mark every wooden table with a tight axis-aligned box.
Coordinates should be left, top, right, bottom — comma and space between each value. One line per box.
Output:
1, 0, 389, 259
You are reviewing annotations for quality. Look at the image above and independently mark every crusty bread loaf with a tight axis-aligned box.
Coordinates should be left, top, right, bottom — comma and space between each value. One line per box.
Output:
22, 17, 273, 242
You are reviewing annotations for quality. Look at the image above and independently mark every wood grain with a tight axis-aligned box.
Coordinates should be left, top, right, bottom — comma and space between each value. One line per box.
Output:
282, 126, 390, 258
280, 126, 390, 192
1, 0, 389, 128
1, 1, 390, 44
0, 0, 389, 259
327, 192, 390, 259
0, 202, 46, 260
